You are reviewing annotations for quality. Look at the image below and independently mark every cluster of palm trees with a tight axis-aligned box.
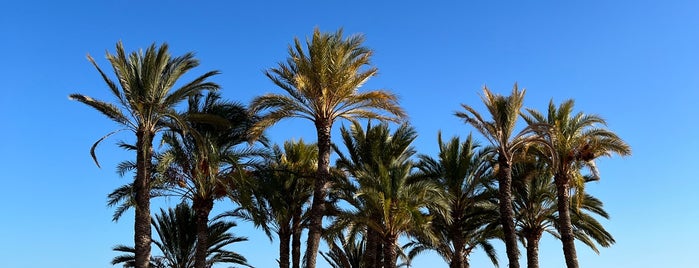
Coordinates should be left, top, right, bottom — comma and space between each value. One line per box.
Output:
71, 28, 630, 268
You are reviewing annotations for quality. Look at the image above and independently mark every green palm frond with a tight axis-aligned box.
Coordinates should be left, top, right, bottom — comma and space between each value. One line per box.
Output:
249, 28, 405, 140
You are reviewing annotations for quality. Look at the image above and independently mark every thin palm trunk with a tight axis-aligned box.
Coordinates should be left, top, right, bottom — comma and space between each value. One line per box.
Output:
383, 235, 398, 268
554, 173, 578, 268
134, 129, 153, 268
498, 158, 520, 268
291, 208, 302, 268
525, 232, 542, 268
194, 198, 214, 268
304, 122, 332, 268
279, 226, 292, 268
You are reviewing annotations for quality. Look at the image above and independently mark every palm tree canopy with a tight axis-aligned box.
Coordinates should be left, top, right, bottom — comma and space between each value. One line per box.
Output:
249, 28, 405, 137
455, 84, 534, 160
411, 133, 500, 267
157, 92, 258, 202
70, 41, 220, 167
334, 122, 447, 240
112, 203, 251, 268
524, 99, 631, 176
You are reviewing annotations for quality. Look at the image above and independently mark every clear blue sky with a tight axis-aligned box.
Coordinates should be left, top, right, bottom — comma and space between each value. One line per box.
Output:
2, 1, 697, 267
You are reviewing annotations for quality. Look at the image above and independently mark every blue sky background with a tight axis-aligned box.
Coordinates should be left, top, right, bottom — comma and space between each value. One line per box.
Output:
2, 1, 698, 267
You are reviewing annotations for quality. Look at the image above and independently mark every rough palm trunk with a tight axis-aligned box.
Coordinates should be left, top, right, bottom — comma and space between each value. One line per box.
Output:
279, 225, 291, 268
291, 207, 302, 268
134, 129, 153, 268
363, 228, 380, 267
554, 173, 579, 268
304, 122, 332, 268
498, 157, 520, 268
450, 238, 466, 268
193, 198, 214, 268
525, 231, 542, 268
383, 235, 398, 268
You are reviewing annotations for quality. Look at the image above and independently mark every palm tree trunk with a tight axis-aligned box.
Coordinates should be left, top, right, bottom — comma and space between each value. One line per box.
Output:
450, 238, 466, 268
304, 122, 332, 268
498, 157, 520, 268
279, 226, 291, 268
291, 208, 302, 268
526, 232, 542, 268
554, 173, 579, 268
383, 235, 398, 268
134, 129, 153, 268
193, 198, 214, 268
363, 229, 380, 267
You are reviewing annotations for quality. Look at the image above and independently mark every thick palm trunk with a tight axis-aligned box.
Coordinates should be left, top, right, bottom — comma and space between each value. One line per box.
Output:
304, 122, 332, 268
450, 238, 466, 268
383, 235, 398, 268
134, 130, 153, 268
554, 173, 579, 268
291, 208, 302, 268
498, 157, 520, 268
525, 232, 542, 268
363, 228, 380, 267
279, 226, 292, 268
193, 198, 214, 268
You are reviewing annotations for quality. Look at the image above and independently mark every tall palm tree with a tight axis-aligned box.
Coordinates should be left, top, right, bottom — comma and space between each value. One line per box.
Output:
333, 122, 447, 268
512, 159, 616, 268
157, 92, 256, 268
411, 133, 500, 268
249, 28, 406, 268
455, 84, 541, 268
244, 140, 317, 268
112, 202, 251, 268
523, 100, 630, 268
71, 41, 219, 268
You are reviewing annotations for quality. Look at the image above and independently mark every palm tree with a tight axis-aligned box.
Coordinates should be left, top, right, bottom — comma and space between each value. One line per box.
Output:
249, 28, 406, 268
511, 159, 616, 268
71, 41, 219, 268
157, 92, 256, 268
333, 122, 447, 267
244, 140, 317, 268
523, 99, 630, 268
112, 202, 251, 268
411, 133, 500, 268
455, 84, 541, 268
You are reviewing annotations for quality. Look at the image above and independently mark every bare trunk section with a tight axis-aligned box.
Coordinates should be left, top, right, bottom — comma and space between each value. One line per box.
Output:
291, 207, 302, 268
555, 173, 579, 268
383, 235, 398, 268
193, 197, 214, 268
450, 237, 466, 268
363, 228, 380, 267
498, 157, 520, 268
525, 231, 542, 268
303, 121, 332, 268
279, 225, 291, 268
134, 130, 153, 268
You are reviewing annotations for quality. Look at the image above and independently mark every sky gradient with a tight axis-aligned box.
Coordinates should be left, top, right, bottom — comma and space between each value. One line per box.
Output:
2, 1, 698, 267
